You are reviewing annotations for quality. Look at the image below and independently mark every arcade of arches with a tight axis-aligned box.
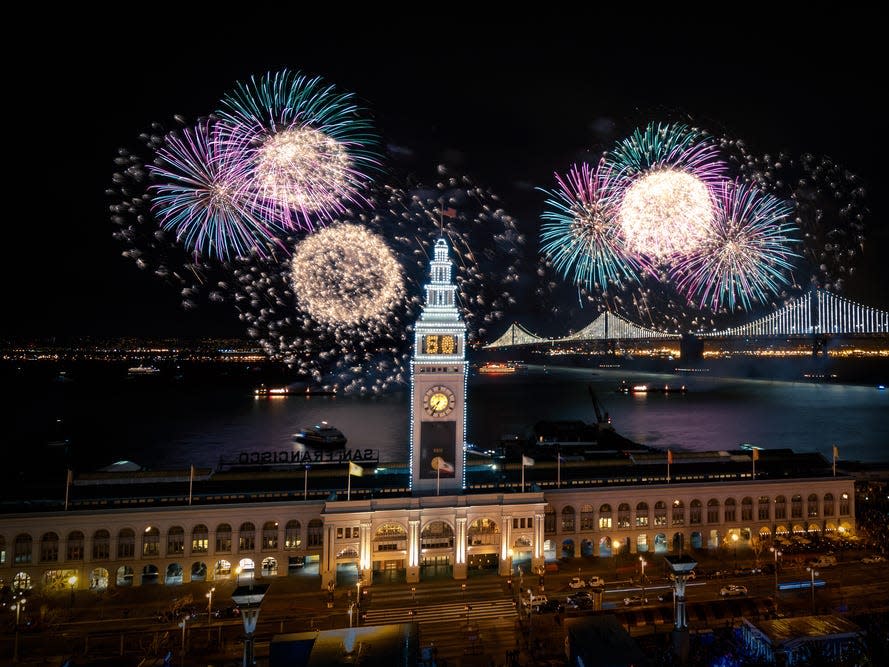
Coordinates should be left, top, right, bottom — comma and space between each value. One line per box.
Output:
0, 479, 854, 592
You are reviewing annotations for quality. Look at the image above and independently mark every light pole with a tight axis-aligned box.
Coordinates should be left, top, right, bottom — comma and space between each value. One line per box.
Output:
179, 616, 188, 667
13, 597, 26, 663
639, 556, 647, 601
206, 586, 215, 643
806, 567, 819, 614
68, 575, 77, 609
232, 583, 269, 667
348, 602, 356, 627
769, 547, 782, 594
731, 534, 739, 570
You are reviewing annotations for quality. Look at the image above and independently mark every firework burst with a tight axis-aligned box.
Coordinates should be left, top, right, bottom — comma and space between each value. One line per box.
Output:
291, 223, 405, 326
148, 121, 284, 260
216, 69, 380, 230
539, 162, 641, 292
671, 181, 800, 312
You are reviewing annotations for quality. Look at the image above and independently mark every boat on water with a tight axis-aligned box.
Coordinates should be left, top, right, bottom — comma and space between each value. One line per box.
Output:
254, 383, 337, 397
127, 365, 161, 376
294, 422, 347, 447
478, 361, 524, 374
617, 380, 686, 394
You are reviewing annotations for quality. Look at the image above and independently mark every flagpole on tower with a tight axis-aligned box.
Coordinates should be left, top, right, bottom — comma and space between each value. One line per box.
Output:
832, 444, 838, 477
347, 466, 351, 501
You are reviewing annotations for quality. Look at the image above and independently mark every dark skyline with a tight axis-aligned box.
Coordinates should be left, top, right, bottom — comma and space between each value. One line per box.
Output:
7, 14, 886, 340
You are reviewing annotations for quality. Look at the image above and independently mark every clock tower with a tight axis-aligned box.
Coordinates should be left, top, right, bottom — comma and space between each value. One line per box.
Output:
410, 237, 468, 493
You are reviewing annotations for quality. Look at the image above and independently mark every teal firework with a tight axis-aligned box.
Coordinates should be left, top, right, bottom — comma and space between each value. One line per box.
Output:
539, 163, 642, 291
215, 69, 380, 231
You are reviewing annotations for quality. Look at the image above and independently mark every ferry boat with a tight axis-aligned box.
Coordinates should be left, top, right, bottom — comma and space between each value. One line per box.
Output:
294, 422, 347, 447
617, 380, 686, 394
478, 361, 524, 374
127, 365, 161, 376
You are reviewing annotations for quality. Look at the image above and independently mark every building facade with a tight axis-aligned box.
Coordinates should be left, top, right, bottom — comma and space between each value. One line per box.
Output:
0, 476, 855, 593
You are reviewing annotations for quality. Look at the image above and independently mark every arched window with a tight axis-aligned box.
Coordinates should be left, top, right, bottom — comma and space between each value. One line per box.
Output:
67, 531, 84, 561
421, 521, 454, 549
654, 502, 667, 527
215, 524, 232, 553
191, 525, 208, 553
167, 526, 185, 555
0, 536, 5, 565
707, 499, 720, 524
741, 497, 754, 521
544, 505, 556, 533
14, 534, 32, 564
375, 522, 408, 551
284, 520, 301, 550
839, 493, 850, 516
635, 502, 649, 528
467, 519, 499, 546
618, 503, 631, 529
580, 504, 594, 530
262, 522, 278, 550
598, 504, 612, 530
823, 493, 835, 517
117, 529, 135, 559
807, 494, 819, 518
561, 506, 576, 532
40, 532, 59, 562
774, 496, 787, 520
307, 519, 323, 548
142, 526, 160, 557
239, 522, 256, 552
93, 530, 110, 560
724, 498, 737, 522
791, 495, 803, 519
758, 496, 771, 521
672, 500, 685, 526
689, 500, 702, 525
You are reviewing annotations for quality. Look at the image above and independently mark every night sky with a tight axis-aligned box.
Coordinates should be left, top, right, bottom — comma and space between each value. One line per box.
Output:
7, 13, 886, 340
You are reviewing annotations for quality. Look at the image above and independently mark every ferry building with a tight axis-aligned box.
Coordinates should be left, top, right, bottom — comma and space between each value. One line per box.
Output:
0, 239, 857, 594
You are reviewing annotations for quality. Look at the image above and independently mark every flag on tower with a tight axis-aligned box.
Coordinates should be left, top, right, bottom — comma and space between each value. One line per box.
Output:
522, 455, 535, 467
349, 461, 364, 477
751, 448, 759, 461
667, 450, 673, 465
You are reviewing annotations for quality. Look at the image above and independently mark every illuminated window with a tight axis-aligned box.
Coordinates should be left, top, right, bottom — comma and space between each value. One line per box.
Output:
191, 525, 209, 553
67, 531, 84, 561
284, 520, 302, 550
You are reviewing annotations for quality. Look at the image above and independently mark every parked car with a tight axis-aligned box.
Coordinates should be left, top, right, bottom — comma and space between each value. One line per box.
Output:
809, 555, 837, 568
568, 577, 587, 589
657, 591, 674, 602
566, 591, 593, 609
522, 594, 548, 612
734, 566, 761, 576
623, 595, 648, 606
720, 585, 748, 597
587, 576, 606, 589
862, 555, 886, 564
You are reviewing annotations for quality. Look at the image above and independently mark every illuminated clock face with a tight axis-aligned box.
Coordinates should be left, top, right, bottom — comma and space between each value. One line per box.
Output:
424, 385, 455, 417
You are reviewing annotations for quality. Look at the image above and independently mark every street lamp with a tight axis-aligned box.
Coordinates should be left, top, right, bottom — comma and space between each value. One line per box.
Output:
68, 575, 77, 608
348, 602, 356, 627
639, 556, 647, 602
806, 567, 819, 614
179, 616, 188, 667
206, 586, 215, 643
612, 539, 621, 558
232, 583, 269, 667
769, 547, 782, 593
731, 534, 739, 570
12, 597, 26, 663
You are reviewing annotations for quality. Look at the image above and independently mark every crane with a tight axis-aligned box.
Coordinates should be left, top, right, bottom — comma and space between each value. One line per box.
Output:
588, 384, 613, 429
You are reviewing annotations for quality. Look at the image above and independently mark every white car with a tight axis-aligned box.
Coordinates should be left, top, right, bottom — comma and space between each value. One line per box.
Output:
568, 577, 587, 589
587, 576, 606, 588
862, 555, 886, 564
720, 585, 748, 597
623, 595, 648, 606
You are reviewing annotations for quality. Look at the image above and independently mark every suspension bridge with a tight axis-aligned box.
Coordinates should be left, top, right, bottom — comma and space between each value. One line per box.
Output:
484, 290, 889, 349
